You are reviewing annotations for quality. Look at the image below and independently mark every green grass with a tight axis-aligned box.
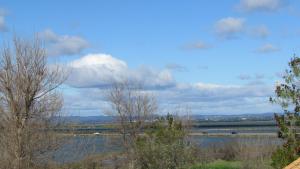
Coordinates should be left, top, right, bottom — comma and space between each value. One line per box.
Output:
190, 160, 241, 169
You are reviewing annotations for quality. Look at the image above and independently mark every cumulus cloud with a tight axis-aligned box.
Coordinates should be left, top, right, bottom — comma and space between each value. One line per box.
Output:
255, 43, 280, 53
0, 8, 8, 32
66, 53, 175, 89
237, 0, 285, 12
157, 82, 276, 114
63, 54, 278, 115
179, 82, 271, 102
214, 17, 245, 39
39, 29, 89, 56
251, 25, 270, 38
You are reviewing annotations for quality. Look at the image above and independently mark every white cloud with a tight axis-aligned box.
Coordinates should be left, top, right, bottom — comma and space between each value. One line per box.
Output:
39, 29, 89, 56
214, 17, 245, 39
237, 0, 284, 12
255, 43, 280, 53
194, 82, 232, 90
63, 54, 279, 115
67, 54, 127, 87
156, 82, 276, 114
66, 53, 175, 89
251, 25, 270, 38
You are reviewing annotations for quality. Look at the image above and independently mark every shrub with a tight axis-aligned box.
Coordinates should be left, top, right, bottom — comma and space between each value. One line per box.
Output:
133, 114, 196, 169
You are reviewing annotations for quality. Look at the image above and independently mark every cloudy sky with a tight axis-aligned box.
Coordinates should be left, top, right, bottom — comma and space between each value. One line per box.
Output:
0, 0, 299, 115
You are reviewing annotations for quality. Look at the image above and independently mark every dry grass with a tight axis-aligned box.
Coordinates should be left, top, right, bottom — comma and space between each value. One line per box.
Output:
191, 136, 281, 169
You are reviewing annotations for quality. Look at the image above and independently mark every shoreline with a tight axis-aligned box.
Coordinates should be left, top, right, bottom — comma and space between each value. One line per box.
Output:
58, 132, 278, 137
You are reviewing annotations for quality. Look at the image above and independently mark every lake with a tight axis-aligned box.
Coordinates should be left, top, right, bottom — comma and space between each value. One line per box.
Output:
53, 133, 282, 163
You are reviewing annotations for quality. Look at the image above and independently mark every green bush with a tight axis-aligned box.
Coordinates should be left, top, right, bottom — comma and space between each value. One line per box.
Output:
271, 146, 298, 169
133, 114, 196, 169
270, 57, 300, 169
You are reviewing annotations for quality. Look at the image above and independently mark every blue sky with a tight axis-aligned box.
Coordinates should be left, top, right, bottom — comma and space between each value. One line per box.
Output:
0, 0, 299, 115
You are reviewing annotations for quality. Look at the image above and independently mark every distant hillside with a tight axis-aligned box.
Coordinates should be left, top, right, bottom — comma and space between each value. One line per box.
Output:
191, 112, 276, 122
60, 113, 277, 124
61, 116, 116, 124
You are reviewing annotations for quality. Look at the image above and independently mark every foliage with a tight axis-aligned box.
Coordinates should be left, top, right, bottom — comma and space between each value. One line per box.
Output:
271, 146, 296, 169
132, 114, 196, 169
270, 56, 300, 168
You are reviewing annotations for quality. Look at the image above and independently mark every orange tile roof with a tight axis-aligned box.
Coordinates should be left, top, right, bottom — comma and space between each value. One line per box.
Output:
285, 158, 300, 169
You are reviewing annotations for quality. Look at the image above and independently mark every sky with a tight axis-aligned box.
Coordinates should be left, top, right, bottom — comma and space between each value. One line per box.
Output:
0, 0, 299, 116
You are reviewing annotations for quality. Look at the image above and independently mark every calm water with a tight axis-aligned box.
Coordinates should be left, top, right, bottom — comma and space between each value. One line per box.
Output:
190, 126, 278, 134
53, 134, 282, 163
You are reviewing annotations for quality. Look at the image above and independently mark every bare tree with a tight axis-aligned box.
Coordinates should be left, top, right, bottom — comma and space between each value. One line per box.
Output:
0, 37, 65, 169
106, 81, 157, 151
